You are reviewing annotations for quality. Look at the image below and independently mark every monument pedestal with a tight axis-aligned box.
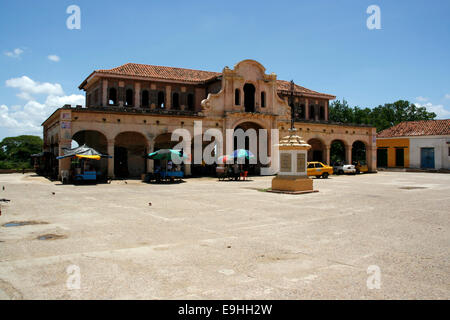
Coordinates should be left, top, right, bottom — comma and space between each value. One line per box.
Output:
271, 175, 314, 193
269, 129, 318, 195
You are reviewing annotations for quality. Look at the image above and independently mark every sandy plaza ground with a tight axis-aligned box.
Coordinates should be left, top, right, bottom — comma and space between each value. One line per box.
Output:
0, 171, 448, 299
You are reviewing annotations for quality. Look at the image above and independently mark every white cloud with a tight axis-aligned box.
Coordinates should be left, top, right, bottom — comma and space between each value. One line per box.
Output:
4, 48, 24, 58
6, 76, 64, 98
0, 103, 42, 134
47, 55, 60, 62
45, 94, 84, 108
415, 96, 428, 102
0, 76, 84, 136
16, 91, 33, 100
415, 102, 450, 119
444, 94, 450, 100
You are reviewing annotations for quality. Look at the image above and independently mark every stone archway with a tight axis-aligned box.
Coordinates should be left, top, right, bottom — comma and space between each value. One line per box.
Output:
307, 138, 325, 163
72, 130, 108, 153
154, 133, 179, 150
233, 121, 265, 175
352, 140, 367, 164
152, 132, 186, 174
330, 139, 346, 166
114, 132, 148, 178
72, 130, 108, 178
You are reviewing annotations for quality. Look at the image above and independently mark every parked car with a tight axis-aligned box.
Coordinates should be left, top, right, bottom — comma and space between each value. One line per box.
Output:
354, 161, 368, 174
307, 162, 333, 178
333, 163, 356, 175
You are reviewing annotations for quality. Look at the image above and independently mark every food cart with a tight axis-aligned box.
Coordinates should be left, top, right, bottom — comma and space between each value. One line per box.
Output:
56, 144, 111, 183
145, 149, 186, 183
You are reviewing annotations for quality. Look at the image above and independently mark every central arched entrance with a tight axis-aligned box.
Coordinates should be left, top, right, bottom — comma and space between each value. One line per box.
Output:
243, 83, 255, 112
233, 121, 264, 175
114, 132, 147, 178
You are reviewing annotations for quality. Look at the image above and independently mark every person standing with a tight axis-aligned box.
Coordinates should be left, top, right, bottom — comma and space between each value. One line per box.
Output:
232, 163, 240, 181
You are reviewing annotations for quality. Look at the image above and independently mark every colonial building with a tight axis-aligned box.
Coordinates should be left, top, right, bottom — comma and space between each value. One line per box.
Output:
377, 120, 450, 170
42, 59, 377, 179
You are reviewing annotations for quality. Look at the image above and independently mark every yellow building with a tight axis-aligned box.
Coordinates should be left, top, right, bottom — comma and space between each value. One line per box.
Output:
376, 138, 409, 168
377, 120, 450, 169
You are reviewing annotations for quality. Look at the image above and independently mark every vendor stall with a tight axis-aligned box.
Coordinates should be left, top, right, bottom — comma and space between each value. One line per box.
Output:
56, 144, 111, 183
145, 149, 186, 183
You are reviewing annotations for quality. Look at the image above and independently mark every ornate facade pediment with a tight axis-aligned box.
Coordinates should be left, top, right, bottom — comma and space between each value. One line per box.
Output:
201, 59, 289, 119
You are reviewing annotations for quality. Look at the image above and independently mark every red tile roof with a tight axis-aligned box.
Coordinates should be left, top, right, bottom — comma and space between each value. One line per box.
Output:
276, 80, 335, 99
96, 63, 221, 83
82, 63, 335, 98
377, 120, 450, 138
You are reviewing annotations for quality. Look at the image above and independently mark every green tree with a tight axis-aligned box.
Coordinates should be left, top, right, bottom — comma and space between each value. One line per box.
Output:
329, 99, 354, 123
329, 100, 436, 132
0, 135, 43, 169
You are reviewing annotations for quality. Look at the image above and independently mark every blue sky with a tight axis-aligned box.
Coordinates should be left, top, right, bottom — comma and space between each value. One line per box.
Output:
1, 0, 449, 139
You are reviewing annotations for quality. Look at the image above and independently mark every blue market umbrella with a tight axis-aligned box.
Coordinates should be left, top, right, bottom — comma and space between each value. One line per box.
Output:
230, 149, 255, 160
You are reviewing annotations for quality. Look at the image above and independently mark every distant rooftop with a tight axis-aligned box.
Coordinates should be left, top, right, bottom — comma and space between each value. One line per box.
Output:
377, 120, 450, 138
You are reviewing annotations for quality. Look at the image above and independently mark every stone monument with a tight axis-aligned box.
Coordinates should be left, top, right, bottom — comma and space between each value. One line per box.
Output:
270, 129, 317, 194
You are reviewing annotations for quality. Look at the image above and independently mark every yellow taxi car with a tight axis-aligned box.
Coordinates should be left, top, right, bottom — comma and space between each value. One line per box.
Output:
307, 162, 333, 178
354, 161, 369, 174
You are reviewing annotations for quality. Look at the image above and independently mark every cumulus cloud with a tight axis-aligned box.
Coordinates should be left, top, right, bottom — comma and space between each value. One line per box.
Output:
47, 55, 60, 62
415, 96, 428, 102
45, 94, 84, 108
6, 76, 64, 98
0, 76, 84, 136
4, 48, 24, 58
0, 102, 44, 134
16, 91, 33, 101
415, 102, 450, 119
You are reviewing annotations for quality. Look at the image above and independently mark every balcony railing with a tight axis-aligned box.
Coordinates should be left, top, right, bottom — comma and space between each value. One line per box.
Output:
63, 105, 201, 117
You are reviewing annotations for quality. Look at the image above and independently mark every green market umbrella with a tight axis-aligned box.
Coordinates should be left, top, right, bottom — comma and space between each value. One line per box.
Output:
146, 149, 186, 161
